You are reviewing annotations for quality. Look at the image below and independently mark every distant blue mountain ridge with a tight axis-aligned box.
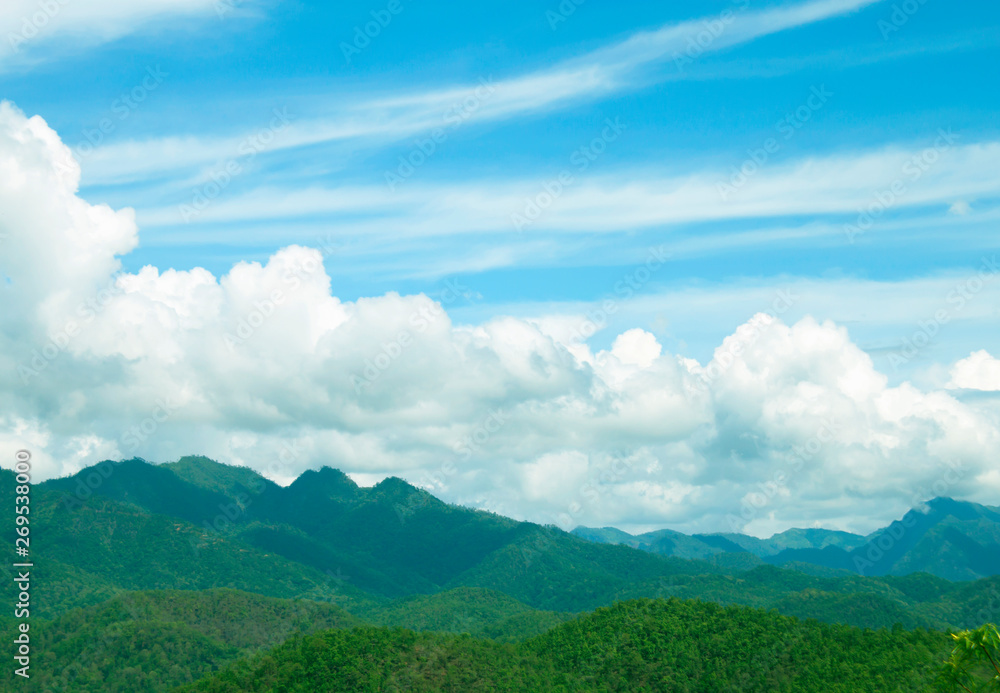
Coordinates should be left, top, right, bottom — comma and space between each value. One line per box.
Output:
572, 497, 1000, 581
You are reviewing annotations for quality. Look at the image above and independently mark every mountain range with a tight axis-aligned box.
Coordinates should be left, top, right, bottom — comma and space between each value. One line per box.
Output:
2, 455, 996, 625
574, 496, 1000, 582
3, 455, 999, 691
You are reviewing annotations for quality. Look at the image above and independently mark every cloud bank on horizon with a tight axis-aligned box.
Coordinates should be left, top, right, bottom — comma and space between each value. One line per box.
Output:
1, 0, 999, 537
1, 103, 998, 538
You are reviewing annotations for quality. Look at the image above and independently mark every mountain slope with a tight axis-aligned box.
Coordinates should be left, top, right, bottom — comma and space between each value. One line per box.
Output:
2, 470, 379, 619
765, 498, 1000, 580
572, 524, 868, 561
10, 457, 1000, 633
0, 589, 363, 693
181, 598, 951, 693
574, 497, 1000, 581
355, 586, 574, 642
36, 458, 700, 605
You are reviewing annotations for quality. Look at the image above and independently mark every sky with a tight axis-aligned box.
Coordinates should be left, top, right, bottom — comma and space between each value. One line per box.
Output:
1, 0, 998, 538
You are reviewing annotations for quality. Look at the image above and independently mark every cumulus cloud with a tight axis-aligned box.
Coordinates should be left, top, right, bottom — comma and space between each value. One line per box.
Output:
611, 329, 662, 368
949, 350, 1000, 391
2, 102, 999, 537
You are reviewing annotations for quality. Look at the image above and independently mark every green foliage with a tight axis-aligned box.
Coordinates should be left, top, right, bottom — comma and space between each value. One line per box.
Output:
180, 627, 563, 693
2, 458, 997, 690
184, 598, 953, 692
525, 598, 949, 692
0, 589, 362, 692
162, 456, 276, 499
938, 624, 1000, 692
774, 589, 918, 630
449, 524, 721, 612
8, 457, 1000, 633
580, 497, 1000, 581
355, 586, 574, 642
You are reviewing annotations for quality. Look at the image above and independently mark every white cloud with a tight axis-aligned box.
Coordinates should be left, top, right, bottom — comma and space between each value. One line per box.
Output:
3, 102, 999, 537
81, 0, 882, 184
0, 0, 245, 68
949, 350, 1000, 391
949, 200, 972, 215
611, 329, 662, 368
134, 138, 1000, 239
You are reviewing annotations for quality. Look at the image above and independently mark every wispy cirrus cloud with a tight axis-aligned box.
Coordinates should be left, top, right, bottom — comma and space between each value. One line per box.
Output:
0, 0, 265, 68
80, 0, 884, 185
135, 138, 1000, 239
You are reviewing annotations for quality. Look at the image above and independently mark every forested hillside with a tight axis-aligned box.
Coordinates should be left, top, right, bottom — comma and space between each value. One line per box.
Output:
575, 496, 1000, 581
2, 458, 998, 691
0, 590, 361, 692
181, 599, 952, 693
5, 459, 1000, 632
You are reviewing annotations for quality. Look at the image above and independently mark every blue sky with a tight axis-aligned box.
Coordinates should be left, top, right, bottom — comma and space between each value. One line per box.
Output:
6, 0, 997, 371
2, 0, 1000, 534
